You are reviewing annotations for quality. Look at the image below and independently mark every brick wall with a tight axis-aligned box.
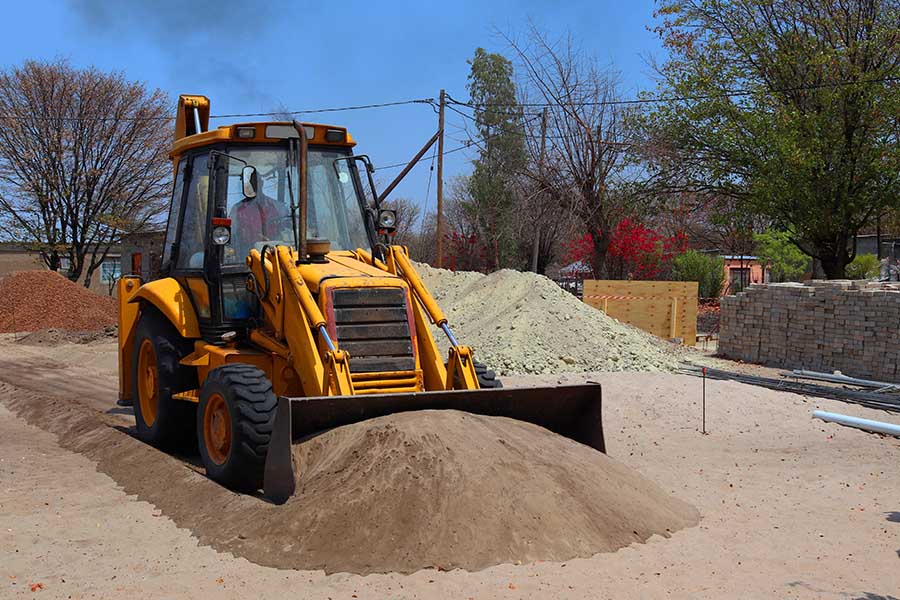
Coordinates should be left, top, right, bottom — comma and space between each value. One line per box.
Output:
719, 281, 900, 382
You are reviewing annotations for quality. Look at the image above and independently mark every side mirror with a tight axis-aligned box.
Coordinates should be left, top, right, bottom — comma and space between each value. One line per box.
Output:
241, 165, 258, 199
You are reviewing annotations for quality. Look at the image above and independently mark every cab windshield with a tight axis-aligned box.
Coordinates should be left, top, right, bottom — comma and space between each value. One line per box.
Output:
222, 145, 370, 265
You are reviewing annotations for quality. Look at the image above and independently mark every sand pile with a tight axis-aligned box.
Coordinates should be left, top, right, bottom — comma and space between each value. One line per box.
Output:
0, 270, 117, 333
417, 264, 683, 375
233, 410, 697, 573
1, 381, 699, 576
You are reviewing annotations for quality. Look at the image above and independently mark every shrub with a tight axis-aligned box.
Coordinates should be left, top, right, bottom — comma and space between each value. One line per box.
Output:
673, 250, 725, 298
845, 254, 880, 279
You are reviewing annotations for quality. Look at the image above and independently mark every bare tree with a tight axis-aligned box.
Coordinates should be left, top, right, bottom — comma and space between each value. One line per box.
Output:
0, 60, 170, 288
442, 175, 490, 271
505, 27, 640, 277
406, 211, 438, 266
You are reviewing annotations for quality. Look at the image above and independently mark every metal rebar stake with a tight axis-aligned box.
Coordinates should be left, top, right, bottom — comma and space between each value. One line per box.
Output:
702, 367, 707, 434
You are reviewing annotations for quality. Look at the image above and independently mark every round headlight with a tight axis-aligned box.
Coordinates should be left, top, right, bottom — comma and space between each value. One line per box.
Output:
212, 226, 231, 245
378, 209, 397, 229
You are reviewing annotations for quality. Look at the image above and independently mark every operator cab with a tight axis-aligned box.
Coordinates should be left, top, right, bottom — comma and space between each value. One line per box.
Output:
163, 96, 381, 340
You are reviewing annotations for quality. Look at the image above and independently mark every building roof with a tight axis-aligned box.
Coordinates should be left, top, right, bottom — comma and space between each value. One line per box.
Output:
559, 260, 593, 275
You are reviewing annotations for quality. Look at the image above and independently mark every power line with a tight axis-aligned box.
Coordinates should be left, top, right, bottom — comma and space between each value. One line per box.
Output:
447, 100, 672, 145
416, 146, 438, 228
0, 98, 435, 122
378, 143, 473, 171
446, 103, 479, 122
2, 72, 898, 123
446, 75, 900, 109
210, 98, 435, 119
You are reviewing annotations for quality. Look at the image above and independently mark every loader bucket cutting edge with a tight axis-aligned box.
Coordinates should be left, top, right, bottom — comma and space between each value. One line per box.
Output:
263, 383, 603, 504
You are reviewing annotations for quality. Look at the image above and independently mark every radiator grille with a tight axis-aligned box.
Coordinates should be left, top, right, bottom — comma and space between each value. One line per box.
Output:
332, 287, 416, 373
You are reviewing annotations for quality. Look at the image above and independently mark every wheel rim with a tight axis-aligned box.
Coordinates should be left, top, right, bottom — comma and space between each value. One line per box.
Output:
137, 339, 158, 427
203, 393, 231, 466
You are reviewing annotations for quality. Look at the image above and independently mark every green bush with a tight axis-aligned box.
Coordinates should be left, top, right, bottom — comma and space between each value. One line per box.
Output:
672, 250, 724, 298
845, 254, 880, 279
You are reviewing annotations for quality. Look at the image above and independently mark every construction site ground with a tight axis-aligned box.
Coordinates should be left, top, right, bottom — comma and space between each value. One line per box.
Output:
1, 335, 898, 599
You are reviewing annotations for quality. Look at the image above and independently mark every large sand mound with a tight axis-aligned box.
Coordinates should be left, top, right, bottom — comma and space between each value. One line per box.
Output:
417, 264, 684, 375
1, 381, 698, 576
239, 410, 698, 574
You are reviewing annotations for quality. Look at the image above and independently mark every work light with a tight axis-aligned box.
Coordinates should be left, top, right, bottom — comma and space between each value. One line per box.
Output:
211, 217, 232, 245
377, 209, 397, 232
212, 227, 231, 245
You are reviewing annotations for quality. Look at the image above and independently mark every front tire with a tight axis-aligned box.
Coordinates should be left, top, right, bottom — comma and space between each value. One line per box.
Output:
197, 364, 277, 492
474, 361, 503, 389
132, 308, 196, 448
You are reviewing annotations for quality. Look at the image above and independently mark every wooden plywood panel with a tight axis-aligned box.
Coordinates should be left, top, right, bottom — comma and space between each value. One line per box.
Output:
583, 280, 698, 345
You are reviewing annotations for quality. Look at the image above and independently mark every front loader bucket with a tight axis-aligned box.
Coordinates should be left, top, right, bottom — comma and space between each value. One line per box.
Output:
263, 383, 603, 504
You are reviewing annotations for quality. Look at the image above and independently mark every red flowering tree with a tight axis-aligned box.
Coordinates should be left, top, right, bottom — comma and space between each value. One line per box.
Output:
564, 218, 688, 280
444, 231, 490, 272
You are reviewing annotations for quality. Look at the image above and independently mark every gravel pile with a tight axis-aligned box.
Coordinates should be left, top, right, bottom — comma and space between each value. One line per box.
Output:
16, 326, 118, 345
0, 271, 117, 333
698, 299, 721, 334
417, 264, 684, 375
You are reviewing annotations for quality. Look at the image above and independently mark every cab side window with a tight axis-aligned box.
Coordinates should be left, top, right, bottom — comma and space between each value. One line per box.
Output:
162, 160, 186, 267
176, 153, 210, 270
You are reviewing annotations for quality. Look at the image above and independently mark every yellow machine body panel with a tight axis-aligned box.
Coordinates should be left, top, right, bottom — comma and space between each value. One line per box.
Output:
176, 341, 295, 399
116, 276, 201, 404
117, 276, 142, 403
130, 277, 201, 338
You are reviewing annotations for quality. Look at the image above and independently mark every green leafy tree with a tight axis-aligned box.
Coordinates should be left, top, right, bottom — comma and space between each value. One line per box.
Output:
672, 250, 725, 297
754, 229, 810, 282
466, 48, 526, 269
644, 0, 900, 278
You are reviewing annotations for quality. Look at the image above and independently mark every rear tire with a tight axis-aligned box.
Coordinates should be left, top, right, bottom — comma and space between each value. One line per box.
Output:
132, 308, 196, 449
197, 364, 277, 492
475, 361, 502, 389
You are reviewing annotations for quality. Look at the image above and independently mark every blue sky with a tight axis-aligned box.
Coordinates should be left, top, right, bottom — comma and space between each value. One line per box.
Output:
2, 0, 664, 224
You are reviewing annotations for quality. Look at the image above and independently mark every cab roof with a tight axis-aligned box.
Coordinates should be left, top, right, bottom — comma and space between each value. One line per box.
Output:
170, 121, 356, 159
171, 94, 355, 160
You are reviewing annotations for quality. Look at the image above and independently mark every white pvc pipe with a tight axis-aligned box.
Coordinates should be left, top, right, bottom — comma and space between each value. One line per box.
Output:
812, 410, 900, 438
794, 370, 899, 390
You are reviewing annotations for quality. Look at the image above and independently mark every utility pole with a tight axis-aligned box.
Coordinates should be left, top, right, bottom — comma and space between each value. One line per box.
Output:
877, 212, 882, 260
531, 106, 548, 273
436, 89, 445, 268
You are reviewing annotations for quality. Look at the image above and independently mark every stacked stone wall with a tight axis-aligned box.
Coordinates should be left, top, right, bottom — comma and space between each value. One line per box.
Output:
719, 281, 900, 382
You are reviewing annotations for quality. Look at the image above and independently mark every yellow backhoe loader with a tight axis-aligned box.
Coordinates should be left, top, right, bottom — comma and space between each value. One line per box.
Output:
118, 95, 603, 504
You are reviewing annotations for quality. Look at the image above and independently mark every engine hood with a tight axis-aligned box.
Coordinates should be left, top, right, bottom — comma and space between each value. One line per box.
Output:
297, 251, 401, 293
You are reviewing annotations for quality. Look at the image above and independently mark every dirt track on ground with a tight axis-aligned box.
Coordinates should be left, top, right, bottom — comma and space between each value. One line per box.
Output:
1, 338, 899, 598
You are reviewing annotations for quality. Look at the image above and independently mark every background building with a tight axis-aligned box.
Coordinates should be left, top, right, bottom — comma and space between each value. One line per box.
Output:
0, 231, 164, 296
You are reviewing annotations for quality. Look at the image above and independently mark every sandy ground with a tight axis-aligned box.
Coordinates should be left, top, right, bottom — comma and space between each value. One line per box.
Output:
1, 337, 899, 599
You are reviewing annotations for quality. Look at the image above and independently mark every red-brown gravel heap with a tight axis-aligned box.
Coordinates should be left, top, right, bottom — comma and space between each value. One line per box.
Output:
0, 270, 117, 333
698, 298, 720, 334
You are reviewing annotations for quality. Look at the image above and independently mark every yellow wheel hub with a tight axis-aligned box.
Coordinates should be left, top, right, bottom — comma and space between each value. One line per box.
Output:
203, 393, 231, 466
137, 339, 158, 427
